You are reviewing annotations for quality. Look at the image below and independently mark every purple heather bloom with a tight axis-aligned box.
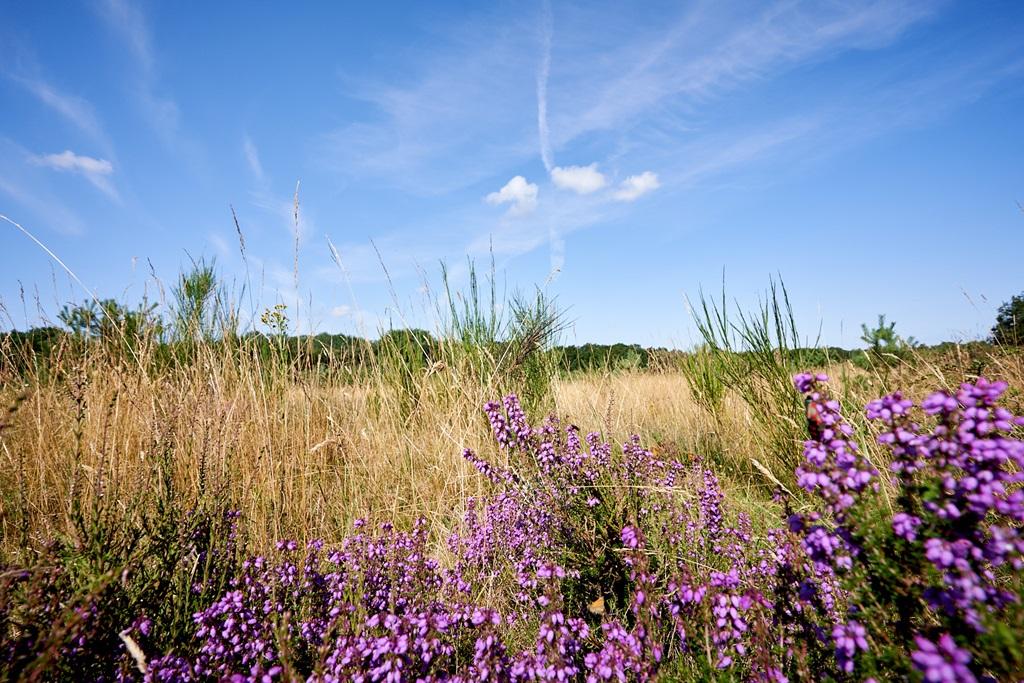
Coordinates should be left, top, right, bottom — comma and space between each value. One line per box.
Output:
911, 634, 977, 683
893, 512, 923, 542
793, 372, 828, 394
621, 525, 641, 550
832, 620, 869, 673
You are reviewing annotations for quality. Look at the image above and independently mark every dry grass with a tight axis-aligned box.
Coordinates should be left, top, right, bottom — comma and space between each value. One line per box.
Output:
554, 371, 754, 467
0, 344, 755, 560
2, 337, 1021, 561
0, 342, 507, 558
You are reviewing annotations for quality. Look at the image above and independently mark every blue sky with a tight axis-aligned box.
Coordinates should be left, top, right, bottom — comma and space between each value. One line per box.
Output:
1, 1, 1022, 348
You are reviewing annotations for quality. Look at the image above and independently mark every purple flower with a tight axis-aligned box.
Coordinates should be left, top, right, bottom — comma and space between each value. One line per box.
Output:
892, 512, 922, 542
911, 634, 977, 683
832, 620, 868, 673
793, 372, 828, 394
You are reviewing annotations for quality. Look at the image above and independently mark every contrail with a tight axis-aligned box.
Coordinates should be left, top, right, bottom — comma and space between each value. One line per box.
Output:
537, 0, 553, 173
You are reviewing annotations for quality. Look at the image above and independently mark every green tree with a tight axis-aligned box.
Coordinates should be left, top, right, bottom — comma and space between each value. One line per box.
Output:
58, 300, 100, 337
857, 314, 916, 367
991, 292, 1024, 345
58, 299, 160, 341
172, 259, 235, 342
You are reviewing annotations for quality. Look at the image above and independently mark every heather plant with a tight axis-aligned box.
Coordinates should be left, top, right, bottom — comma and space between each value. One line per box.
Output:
0, 493, 242, 681
792, 373, 1024, 681
133, 394, 849, 681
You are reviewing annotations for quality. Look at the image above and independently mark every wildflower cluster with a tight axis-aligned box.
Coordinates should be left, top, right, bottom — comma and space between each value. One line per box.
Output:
862, 377, 1024, 680
791, 373, 878, 573
135, 395, 826, 680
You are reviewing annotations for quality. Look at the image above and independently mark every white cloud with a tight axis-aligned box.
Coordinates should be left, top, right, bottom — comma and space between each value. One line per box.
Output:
485, 175, 539, 215
612, 171, 660, 201
551, 163, 607, 194
31, 150, 119, 200
331, 304, 353, 317
34, 150, 112, 176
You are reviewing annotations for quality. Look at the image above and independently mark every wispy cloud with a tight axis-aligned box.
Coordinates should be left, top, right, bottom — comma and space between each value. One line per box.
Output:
319, 2, 940, 199
551, 1, 941, 147
96, 0, 198, 162
308, 0, 1024, 297
208, 232, 232, 259
486, 175, 539, 215
31, 150, 120, 201
654, 42, 1024, 193
250, 182, 313, 246
548, 222, 565, 277
243, 135, 265, 183
551, 163, 607, 194
0, 176, 86, 236
97, 0, 154, 73
0, 39, 114, 155
320, 8, 540, 195
12, 76, 107, 144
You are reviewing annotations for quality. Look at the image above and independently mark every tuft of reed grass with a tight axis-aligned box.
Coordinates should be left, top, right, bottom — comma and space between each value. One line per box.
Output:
681, 277, 818, 483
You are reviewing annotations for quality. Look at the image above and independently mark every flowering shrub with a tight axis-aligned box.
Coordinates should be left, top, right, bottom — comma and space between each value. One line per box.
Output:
789, 373, 1024, 681
2, 378, 1023, 681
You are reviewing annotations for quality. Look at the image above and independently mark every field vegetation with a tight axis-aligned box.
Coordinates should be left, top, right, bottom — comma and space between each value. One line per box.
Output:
1, 262, 1023, 681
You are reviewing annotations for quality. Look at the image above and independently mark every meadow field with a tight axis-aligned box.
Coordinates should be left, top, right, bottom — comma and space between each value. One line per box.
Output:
4, 0, 1024, 678
2, 275, 1023, 682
